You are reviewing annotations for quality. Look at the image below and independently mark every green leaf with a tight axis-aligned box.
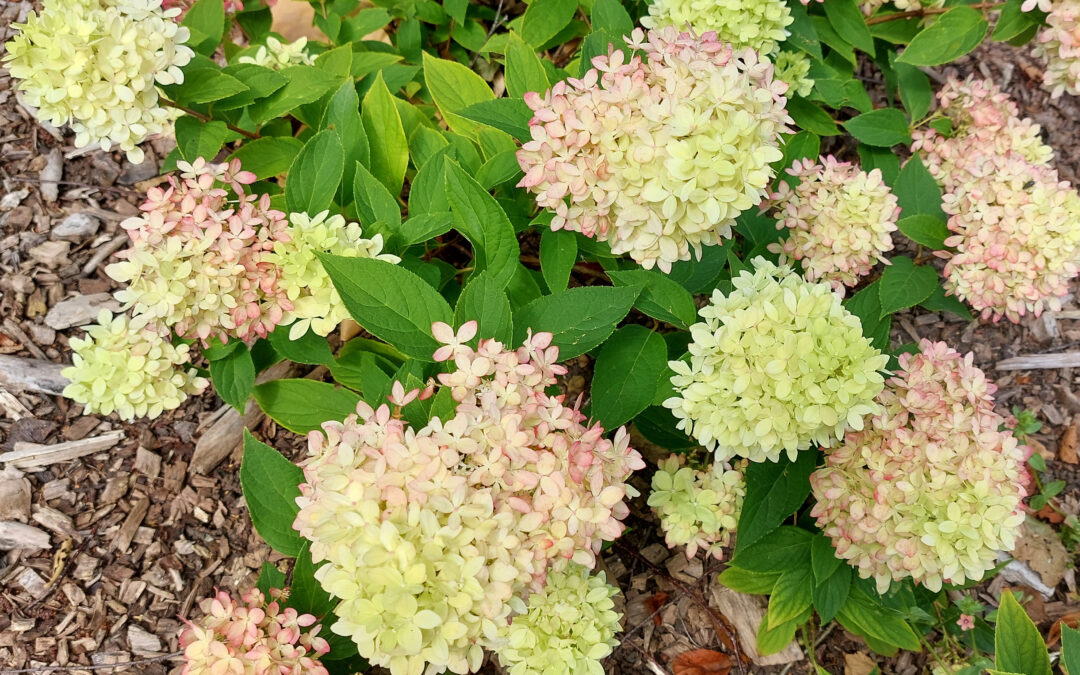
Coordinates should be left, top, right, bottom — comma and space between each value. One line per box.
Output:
634, 406, 695, 450
810, 534, 843, 584
717, 567, 780, 595
476, 150, 524, 189
837, 587, 922, 653
458, 98, 533, 142
331, 350, 394, 404
289, 542, 337, 618
228, 137, 303, 180
444, 160, 520, 288
878, 256, 939, 316
182, 0, 224, 55
255, 562, 286, 595
286, 130, 344, 216
400, 212, 454, 246
320, 255, 453, 361
897, 7, 989, 66
893, 61, 933, 120
788, 1, 823, 60
324, 81, 369, 203
845, 281, 892, 350
505, 31, 551, 99
174, 117, 229, 163
768, 566, 814, 629
776, 130, 822, 186
995, 590, 1051, 675
362, 72, 408, 196
171, 69, 248, 105
240, 431, 304, 556
787, 97, 841, 136
513, 285, 640, 360
253, 379, 362, 434
894, 156, 945, 220
353, 161, 402, 230
994, 0, 1046, 42
216, 64, 286, 110
843, 109, 912, 147
822, 0, 875, 53
736, 451, 818, 549
606, 269, 697, 329
423, 52, 496, 135
539, 229, 578, 292
1062, 625, 1080, 675
590, 325, 667, 429
812, 564, 851, 624
521, 0, 578, 49
268, 324, 334, 365
858, 145, 900, 185
590, 0, 632, 37
731, 526, 813, 573
248, 65, 338, 125
757, 609, 808, 656
455, 272, 514, 344
209, 343, 255, 412
897, 214, 949, 249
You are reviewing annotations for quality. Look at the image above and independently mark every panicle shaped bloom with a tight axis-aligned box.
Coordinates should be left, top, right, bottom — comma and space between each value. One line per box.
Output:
648, 455, 746, 560
263, 211, 399, 339
664, 258, 888, 464
495, 564, 621, 675
769, 155, 898, 293
2, 0, 194, 163
1032, 0, 1080, 98
640, 0, 792, 54
61, 310, 207, 421
773, 50, 814, 97
293, 324, 641, 675
179, 587, 330, 675
237, 36, 316, 69
106, 159, 292, 344
516, 27, 791, 272
810, 340, 1030, 594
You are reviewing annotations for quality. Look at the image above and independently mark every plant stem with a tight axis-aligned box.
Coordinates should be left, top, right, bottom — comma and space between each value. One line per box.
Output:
161, 98, 260, 140
865, 2, 1006, 25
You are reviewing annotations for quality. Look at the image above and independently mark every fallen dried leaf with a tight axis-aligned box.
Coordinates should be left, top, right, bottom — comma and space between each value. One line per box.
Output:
1060, 422, 1079, 464
1048, 611, 1080, 647
645, 591, 669, 626
1034, 502, 1065, 524
671, 649, 731, 675
844, 652, 878, 675
1013, 518, 1068, 588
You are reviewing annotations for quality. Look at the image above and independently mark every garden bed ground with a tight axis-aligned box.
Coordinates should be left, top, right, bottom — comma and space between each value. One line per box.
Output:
0, 5, 1079, 672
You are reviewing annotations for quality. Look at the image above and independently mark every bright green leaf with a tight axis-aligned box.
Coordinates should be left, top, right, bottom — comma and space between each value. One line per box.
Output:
286, 130, 345, 216
897, 7, 989, 66
995, 590, 1051, 675
591, 325, 667, 429
240, 431, 304, 556
444, 160, 520, 288
878, 256, 939, 317
362, 72, 408, 196
513, 285, 641, 360
455, 272, 514, 344
843, 108, 912, 147
253, 379, 361, 434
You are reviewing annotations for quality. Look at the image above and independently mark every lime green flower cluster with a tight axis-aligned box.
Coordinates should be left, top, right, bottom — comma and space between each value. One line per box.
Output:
237, 36, 316, 70
264, 211, 398, 340
3, 0, 194, 163
495, 564, 621, 675
641, 0, 792, 54
774, 51, 814, 98
648, 455, 746, 560
61, 310, 207, 420
665, 258, 888, 463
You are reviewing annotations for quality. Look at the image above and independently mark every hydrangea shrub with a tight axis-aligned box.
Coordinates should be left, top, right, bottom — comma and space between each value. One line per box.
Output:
5, 0, 1070, 668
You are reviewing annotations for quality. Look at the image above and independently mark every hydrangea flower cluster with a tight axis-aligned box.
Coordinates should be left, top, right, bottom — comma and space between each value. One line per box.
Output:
293, 322, 640, 675
648, 455, 746, 560
769, 155, 899, 293
664, 258, 888, 464
640, 0, 792, 54
2, 0, 193, 163
810, 340, 1030, 593
774, 50, 814, 98
238, 36, 316, 69
179, 588, 330, 675
516, 27, 790, 272
263, 211, 397, 340
1030, 0, 1080, 98
61, 310, 207, 421
912, 78, 1080, 322
496, 564, 621, 675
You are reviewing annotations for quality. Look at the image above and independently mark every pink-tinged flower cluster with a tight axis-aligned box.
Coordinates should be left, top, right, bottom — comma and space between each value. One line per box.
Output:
516, 27, 790, 272
911, 78, 1080, 322
810, 340, 1030, 594
769, 155, 898, 294
106, 158, 291, 344
1032, 0, 1080, 98
179, 588, 329, 675
292, 322, 641, 675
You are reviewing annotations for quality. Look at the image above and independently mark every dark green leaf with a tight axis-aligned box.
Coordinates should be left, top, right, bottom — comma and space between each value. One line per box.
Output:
320, 255, 453, 360
878, 256, 939, 316
812, 563, 851, 624
289, 542, 337, 618
400, 212, 454, 246
811, 534, 843, 584
455, 272, 514, 344
228, 137, 303, 180
590, 325, 667, 429
182, 0, 224, 55
248, 65, 338, 125
607, 269, 698, 329
822, 0, 875, 53
894, 155, 945, 220
209, 343, 255, 412
837, 587, 922, 652
353, 161, 401, 230
893, 61, 933, 120
172, 69, 248, 105
362, 72, 408, 196
458, 98, 533, 142
787, 97, 841, 136
993, 0, 1046, 42
787, 1, 823, 60
633, 406, 695, 450
897, 7, 989, 66
286, 130, 345, 215
445, 160, 520, 288
174, 117, 229, 163
521, 0, 578, 49
268, 324, 334, 365
843, 108, 912, 147
897, 214, 949, 249
1061, 625, 1080, 675
731, 526, 813, 573
216, 64, 287, 110
845, 281, 892, 350
253, 379, 361, 433
590, 0, 632, 37
323, 81, 369, 202
737, 451, 818, 549
539, 229, 577, 292
255, 562, 286, 595
240, 431, 304, 556
513, 285, 641, 360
